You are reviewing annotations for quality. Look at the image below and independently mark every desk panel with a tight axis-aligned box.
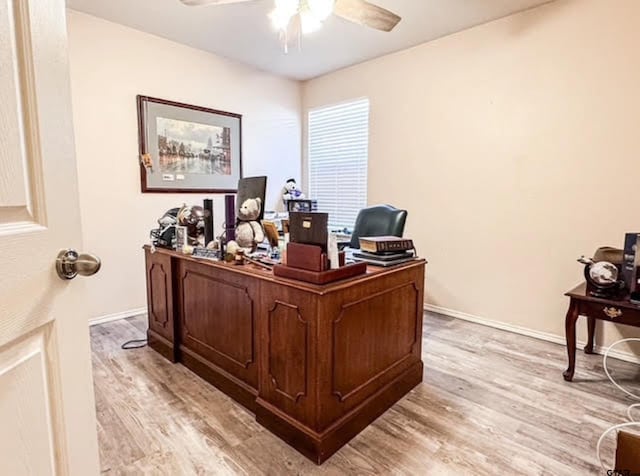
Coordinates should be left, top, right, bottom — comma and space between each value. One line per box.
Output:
143, 246, 426, 464
177, 259, 258, 391
145, 250, 177, 362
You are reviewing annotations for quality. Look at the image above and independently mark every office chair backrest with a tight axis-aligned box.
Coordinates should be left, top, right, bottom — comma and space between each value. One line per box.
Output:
350, 204, 408, 249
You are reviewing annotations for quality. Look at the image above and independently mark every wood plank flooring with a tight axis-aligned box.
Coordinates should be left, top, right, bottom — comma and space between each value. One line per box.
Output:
90, 313, 640, 475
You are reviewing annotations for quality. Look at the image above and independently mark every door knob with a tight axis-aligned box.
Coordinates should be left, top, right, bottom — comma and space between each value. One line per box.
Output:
56, 249, 101, 280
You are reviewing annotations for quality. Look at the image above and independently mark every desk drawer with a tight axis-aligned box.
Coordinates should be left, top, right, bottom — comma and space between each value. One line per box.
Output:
579, 301, 640, 326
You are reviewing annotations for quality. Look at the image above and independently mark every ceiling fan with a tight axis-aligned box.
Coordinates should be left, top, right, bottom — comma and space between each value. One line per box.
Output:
179, 0, 402, 42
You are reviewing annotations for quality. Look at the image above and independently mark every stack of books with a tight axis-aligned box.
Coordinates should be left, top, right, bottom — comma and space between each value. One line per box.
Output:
352, 236, 416, 267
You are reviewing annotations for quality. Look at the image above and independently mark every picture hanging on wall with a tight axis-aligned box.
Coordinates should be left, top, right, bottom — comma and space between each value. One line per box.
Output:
137, 95, 242, 193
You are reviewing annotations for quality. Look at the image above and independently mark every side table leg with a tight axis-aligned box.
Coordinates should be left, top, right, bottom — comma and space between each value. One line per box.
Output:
563, 300, 579, 382
584, 316, 596, 354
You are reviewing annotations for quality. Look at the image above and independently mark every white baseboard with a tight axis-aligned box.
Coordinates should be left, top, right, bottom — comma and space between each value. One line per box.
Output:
87, 303, 639, 364
424, 303, 640, 365
89, 307, 148, 326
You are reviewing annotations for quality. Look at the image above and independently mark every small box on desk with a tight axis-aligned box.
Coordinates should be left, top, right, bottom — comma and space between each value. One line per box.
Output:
277, 243, 364, 284
273, 261, 367, 285
286, 242, 328, 272
285, 242, 345, 272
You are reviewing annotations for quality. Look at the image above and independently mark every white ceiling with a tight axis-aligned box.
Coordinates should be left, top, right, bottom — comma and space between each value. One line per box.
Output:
67, 0, 554, 80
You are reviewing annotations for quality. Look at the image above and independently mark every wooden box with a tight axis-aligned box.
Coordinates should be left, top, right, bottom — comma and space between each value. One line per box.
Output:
286, 242, 327, 272
273, 261, 367, 284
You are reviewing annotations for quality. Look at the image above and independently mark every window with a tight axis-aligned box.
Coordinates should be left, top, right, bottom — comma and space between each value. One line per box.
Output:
308, 98, 369, 229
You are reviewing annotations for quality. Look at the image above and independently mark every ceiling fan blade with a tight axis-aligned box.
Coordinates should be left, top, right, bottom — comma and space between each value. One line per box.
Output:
333, 0, 401, 32
179, 0, 257, 6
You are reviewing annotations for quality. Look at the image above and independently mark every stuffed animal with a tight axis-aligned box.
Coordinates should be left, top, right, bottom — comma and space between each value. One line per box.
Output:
235, 197, 265, 252
282, 178, 305, 204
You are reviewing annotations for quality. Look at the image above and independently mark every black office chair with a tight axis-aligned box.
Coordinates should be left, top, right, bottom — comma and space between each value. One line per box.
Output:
349, 204, 408, 249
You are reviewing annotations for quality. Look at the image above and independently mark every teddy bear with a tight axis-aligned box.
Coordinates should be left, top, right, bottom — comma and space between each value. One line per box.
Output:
281, 178, 305, 205
235, 197, 265, 252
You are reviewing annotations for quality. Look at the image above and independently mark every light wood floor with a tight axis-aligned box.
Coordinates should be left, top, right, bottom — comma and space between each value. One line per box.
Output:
91, 313, 640, 475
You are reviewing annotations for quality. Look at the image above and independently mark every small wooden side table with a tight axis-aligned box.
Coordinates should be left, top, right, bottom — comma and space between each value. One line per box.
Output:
564, 283, 640, 381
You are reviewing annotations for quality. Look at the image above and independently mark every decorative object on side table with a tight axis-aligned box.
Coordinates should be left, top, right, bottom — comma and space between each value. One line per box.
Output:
137, 95, 242, 193
577, 246, 625, 298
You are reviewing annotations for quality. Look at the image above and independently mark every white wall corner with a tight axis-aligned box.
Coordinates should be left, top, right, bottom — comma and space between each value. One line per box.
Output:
424, 303, 640, 365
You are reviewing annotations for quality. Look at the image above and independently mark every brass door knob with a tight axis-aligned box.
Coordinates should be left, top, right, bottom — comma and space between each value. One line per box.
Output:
56, 249, 101, 280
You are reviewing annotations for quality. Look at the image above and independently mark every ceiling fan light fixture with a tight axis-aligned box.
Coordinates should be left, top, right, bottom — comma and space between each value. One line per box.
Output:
269, 8, 294, 30
307, 0, 335, 22
299, 7, 322, 34
269, 0, 299, 30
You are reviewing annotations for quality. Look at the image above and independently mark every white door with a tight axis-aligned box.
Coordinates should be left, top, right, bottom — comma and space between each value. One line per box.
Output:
0, 0, 100, 474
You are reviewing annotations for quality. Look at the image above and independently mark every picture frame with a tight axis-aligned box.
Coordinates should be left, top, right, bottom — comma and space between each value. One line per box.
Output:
262, 221, 280, 248
137, 95, 242, 193
286, 199, 315, 213
175, 226, 188, 252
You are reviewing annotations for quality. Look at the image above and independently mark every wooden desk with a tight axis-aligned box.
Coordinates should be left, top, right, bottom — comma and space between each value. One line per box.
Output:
564, 283, 640, 381
143, 246, 426, 463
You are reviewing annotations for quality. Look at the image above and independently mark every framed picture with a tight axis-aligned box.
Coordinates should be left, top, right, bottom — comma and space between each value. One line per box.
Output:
286, 199, 315, 213
262, 221, 280, 248
137, 95, 242, 193
175, 226, 187, 252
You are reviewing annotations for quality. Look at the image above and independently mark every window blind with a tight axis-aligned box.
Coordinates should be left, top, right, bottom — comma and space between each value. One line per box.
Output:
308, 98, 369, 229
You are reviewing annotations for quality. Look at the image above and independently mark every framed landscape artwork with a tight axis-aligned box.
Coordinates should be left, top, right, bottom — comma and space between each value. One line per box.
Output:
137, 95, 242, 193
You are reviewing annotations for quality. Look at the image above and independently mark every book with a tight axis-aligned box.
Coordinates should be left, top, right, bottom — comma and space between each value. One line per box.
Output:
352, 255, 416, 267
352, 250, 414, 261
358, 236, 414, 253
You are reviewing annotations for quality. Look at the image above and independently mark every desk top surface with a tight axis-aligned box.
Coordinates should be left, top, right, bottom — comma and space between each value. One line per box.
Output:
144, 245, 426, 294
565, 282, 640, 310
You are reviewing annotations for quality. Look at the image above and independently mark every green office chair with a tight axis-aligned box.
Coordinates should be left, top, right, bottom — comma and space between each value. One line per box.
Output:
349, 204, 408, 249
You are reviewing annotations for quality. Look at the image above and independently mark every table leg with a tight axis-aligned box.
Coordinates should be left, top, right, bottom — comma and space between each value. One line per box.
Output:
563, 300, 579, 382
584, 316, 596, 354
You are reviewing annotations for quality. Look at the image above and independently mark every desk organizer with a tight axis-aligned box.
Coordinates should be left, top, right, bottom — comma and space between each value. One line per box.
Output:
273, 261, 367, 284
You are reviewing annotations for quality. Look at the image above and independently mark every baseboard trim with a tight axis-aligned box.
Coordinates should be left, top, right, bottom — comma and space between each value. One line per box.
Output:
424, 303, 640, 365
89, 308, 147, 326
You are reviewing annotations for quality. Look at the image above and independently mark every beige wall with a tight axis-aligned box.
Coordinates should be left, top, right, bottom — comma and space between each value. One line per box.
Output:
303, 0, 640, 352
67, 11, 301, 321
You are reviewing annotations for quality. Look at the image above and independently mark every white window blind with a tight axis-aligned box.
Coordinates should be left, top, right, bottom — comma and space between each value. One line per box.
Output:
308, 98, 369, 229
